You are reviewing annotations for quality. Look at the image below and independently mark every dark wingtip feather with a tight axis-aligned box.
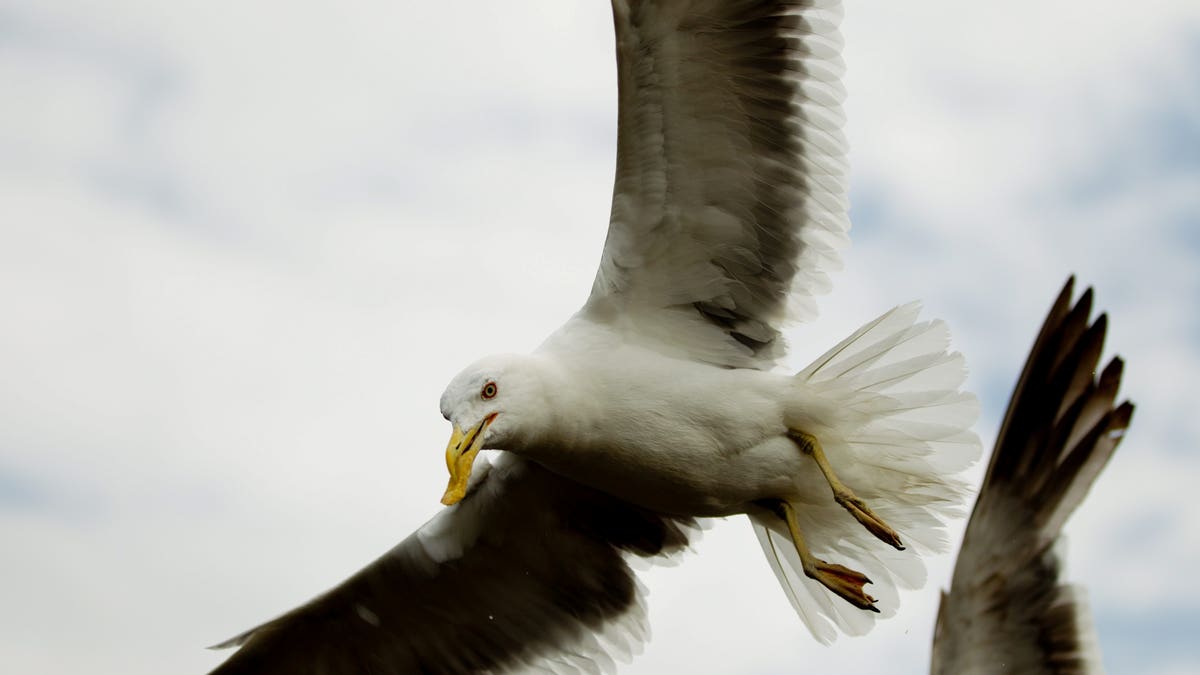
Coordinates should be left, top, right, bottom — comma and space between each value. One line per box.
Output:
1111, 400, 1135, 436
1058, 275, 1077, 310
1098, 356, 1123, 391
933, 277, 1134, 675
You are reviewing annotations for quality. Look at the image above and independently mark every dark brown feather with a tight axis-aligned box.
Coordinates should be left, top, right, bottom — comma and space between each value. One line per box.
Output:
931, 277, 1135, 675
208, 459, 694, 675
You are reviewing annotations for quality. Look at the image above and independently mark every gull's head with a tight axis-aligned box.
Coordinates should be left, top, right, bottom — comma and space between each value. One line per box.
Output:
437, 353, 552, 506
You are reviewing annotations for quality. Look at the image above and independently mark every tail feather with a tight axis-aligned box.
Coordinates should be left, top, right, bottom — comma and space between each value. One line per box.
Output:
753, 302, 981, 642
752, 524, 840, 645
800, 301, 928, 382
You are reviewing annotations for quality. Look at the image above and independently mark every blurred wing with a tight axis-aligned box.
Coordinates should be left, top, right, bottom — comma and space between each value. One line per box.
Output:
586, 0, 849, 368
931, 277, 1135, 675
208, 454, 695, 675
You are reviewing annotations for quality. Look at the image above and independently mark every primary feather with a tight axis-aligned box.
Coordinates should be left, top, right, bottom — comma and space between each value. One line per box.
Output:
932, 278, 1135, 675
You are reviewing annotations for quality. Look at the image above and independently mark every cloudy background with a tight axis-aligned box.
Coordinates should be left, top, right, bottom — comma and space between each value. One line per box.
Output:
1, 1, 1197, 673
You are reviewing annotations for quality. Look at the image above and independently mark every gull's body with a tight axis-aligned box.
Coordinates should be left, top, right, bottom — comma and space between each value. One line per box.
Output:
448, 309, 972, 524
453, 347, 800, 518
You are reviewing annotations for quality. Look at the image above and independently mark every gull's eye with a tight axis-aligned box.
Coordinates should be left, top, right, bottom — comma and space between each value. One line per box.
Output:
481, 381, 498, 400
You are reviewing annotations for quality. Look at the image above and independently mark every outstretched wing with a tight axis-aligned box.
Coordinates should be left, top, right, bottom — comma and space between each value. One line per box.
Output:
208, 454, 695, 675
584, 0, 849, 368
931, 277, 1135, 675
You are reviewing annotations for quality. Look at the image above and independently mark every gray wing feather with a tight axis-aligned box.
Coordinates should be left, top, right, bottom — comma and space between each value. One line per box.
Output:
931, 277, 1134, 675
587, 0, 849, 368
208, 456, 695, 675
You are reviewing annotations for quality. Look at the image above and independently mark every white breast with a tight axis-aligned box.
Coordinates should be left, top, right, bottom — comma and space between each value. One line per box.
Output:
523, 344, 798, 516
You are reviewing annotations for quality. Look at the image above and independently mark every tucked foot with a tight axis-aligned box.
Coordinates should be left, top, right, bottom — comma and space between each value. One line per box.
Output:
769, 499, 881, 613
788, 429, 905, 551
804, 559, 880, 613
835, 491, 905, 551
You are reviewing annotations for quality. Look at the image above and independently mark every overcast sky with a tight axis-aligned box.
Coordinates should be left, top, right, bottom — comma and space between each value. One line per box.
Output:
1, 1, 1198, 673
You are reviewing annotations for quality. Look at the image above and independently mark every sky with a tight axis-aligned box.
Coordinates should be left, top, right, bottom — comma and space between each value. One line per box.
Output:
1, 1, 1198, 673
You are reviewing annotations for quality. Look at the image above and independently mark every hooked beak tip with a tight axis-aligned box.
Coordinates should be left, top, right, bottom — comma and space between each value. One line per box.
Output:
440, 414, 497, 506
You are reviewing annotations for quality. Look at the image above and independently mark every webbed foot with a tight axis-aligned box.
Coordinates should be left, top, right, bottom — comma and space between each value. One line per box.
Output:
767, 499, 881, 613
788, 429, 905, 551
804, 559, 880, 612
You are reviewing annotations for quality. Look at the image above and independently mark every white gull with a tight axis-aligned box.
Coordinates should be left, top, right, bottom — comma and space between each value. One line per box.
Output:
210, 1, 986, 671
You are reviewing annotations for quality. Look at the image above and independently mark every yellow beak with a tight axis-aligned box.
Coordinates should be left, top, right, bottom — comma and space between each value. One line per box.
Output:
440, 414, 496, 505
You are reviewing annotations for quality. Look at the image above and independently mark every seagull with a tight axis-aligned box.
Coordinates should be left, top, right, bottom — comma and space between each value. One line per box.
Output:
932, 277, 1134, 674
209, 0, 983, 671
205, 277, 1132, 674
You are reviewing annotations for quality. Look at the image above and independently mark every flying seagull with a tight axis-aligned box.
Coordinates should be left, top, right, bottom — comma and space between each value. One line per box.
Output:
209, 0, 982, 671
205, 278, 1132, 674
932, 277, 1134, 674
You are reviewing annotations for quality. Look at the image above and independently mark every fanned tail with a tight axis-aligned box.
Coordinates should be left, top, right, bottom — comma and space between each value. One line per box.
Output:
752, 302, 981, 643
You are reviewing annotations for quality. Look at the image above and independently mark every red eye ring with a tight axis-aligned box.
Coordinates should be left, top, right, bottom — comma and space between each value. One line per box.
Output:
481, 381, 498, 400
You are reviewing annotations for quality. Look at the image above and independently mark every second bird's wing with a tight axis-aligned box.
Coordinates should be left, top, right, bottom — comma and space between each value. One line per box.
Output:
931, 277, 1134, 674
